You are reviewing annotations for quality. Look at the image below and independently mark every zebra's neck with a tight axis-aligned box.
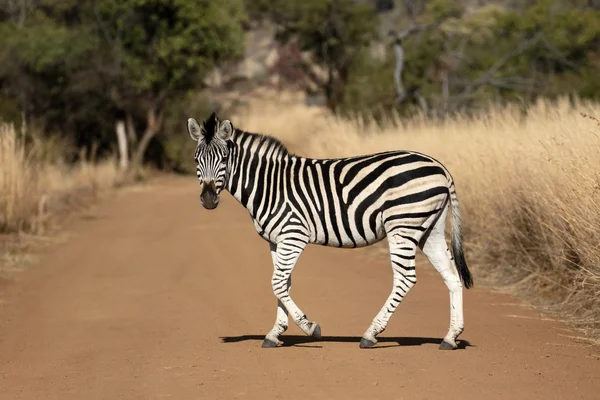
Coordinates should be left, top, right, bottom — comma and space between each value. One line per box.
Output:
225, 130, 291, 217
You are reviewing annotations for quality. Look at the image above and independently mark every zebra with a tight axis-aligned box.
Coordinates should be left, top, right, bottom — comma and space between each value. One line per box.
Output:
188, 112, 473, 350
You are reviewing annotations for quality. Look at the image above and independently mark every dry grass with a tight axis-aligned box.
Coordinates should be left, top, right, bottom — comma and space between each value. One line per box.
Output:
0, 123, 120, 235
232, 92, 600, 340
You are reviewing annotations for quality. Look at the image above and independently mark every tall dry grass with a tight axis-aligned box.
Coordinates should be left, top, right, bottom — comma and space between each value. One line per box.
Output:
232, 93, 600, 340
0, 123, 120, 234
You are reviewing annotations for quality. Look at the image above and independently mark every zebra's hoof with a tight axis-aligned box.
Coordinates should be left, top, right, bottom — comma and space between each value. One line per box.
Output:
359, 338, 376, 349
439, 340, 457, 350
309, 323, 321, 339
262, 338, 282, 348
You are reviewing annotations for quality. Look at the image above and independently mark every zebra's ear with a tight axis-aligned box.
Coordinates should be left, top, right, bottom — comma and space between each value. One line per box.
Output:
217, 120, 233, 141
188, 118, 203, 141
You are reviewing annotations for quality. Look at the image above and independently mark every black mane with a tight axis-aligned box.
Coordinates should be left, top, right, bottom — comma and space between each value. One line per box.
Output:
201, 112, 291, 155
234, 129, 291, 156
201, 112, 218, 143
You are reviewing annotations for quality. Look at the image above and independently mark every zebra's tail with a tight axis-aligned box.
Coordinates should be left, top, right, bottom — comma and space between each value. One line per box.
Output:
449, 183, 474, 289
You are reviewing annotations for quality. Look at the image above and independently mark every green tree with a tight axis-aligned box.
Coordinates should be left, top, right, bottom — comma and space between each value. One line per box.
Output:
250, 0, 379, 111
0, 3, 104, 155
94, 0, 247, 171
385, 0, 600, 116
0, 0, 247, 170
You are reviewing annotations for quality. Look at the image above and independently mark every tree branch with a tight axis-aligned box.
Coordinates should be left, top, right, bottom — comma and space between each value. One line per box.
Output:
388, 23, 434, 103
92, 2, 114, 46
130, 106, 164, 171
540, 35, 581, 72
388, 1, 442, 105
294, 58, 328, 91
456, 32, 544, 102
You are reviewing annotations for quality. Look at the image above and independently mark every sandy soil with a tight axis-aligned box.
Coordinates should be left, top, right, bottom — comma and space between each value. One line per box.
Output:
0, 176, 598, 400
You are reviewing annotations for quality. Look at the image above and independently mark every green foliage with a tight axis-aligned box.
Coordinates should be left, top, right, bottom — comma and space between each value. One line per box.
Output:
271, 0, 377, 64
1, 0, 599, 170
0, 23, 91, 73
423, 0, 462, 21
245, 0, 275, 20
342, 48, 395, 115
249, 0, 379, 109
161, 93, 214, 173
0, 0, 247, 167
0, 9, 104, 154
339, 0, 600, 116
99, 0, 246, 100
486, 0, 600, 100
0, 96, 21, 127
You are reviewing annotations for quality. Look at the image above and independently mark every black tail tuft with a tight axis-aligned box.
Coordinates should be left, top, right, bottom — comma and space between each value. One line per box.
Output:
452, 239, 473, 289
450, 188, 474, 289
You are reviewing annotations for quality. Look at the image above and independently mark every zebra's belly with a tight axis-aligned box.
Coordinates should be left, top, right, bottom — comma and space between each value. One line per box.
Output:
309, 210, 387, 248
310, 231, 387, 248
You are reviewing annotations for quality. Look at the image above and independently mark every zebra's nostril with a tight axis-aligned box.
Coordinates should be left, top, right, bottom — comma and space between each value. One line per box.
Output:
200, 182, 219, 210
200, 194, 219, 209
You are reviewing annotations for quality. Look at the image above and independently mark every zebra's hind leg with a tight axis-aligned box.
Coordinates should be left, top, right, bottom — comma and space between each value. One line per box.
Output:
360, 234, 417, 349
263, 240, 320, 348
420, 206, 464, 350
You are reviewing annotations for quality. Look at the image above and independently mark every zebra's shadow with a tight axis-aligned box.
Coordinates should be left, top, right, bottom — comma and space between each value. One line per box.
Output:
220, 335, 473, 349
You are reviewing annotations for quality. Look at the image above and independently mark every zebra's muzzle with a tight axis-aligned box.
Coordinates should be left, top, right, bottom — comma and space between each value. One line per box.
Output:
200, 181, 219, 210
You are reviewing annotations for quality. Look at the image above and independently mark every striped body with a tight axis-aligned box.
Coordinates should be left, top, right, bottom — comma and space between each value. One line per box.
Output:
226, 134, 452, 249
188, 112, 473, 350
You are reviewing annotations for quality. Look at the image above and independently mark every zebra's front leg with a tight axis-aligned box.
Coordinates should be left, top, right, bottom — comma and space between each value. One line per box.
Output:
263, 243, 292, 348
262, 240, 321, 348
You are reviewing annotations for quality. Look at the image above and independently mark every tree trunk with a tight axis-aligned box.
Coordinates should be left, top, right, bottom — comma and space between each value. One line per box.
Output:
126, 112, 137, 149
130, 107, 163, 171
415, 89, 429, 115
333, 64, 349, 111
441, 69, 449, 114
115, 119, 129, 170
393, 39, 406, 102
325, 65, 336, 111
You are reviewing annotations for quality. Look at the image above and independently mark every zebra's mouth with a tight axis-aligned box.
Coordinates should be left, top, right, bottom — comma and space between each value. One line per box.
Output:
200, 197, 219, 210
200, 183, 219, 210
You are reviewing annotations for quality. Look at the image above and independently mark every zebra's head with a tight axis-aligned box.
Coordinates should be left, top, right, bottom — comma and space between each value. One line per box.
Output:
187, 112, 234, 210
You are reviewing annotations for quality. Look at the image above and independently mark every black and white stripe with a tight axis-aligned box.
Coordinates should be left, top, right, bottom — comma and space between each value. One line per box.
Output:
188, 112, 473, 350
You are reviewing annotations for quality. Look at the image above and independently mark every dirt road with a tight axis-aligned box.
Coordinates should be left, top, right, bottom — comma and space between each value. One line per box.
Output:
0, 177, 598, 400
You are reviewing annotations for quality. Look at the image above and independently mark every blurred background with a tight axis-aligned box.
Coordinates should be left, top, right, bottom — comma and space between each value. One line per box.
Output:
1, 0, 599, 171
0, 0, 599, 340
